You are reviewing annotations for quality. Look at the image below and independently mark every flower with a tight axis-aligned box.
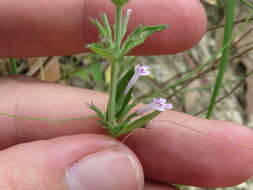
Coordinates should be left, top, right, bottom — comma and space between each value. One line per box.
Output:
135, 64, 150, 76
136, 97, 173, 115
124, 64, 150, 95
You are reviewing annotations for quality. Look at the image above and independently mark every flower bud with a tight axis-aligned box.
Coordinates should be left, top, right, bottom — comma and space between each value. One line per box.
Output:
111, 0, 129, 6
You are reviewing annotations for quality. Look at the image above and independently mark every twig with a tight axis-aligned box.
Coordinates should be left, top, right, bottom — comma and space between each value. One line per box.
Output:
194, 70, 253, 116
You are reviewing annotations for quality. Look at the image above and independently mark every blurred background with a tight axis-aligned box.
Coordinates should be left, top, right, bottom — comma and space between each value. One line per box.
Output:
0, 1, 252, 189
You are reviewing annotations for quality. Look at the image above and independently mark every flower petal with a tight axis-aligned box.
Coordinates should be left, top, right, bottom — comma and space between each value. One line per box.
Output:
140, 70, 150, 76
155, 105, 166, 112
164, 103, 173, 110
154, 98, 166, 104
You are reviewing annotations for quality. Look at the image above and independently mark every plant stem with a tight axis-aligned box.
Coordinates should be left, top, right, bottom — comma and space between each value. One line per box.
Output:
206, 0, 236, 119
107, 60, 119, 126
107, 5, 123, 126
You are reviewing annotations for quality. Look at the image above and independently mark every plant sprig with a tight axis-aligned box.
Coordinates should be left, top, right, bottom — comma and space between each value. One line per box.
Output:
86, 0, 170, 137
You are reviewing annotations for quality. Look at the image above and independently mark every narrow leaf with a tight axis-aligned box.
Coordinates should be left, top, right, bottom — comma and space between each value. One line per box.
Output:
116, 67, 135, 104
116, 88, 133, 115
116, 102, 137, 120
121, 25, 168, 55
86, 44, 113, 60
91, 19, 107, 38
101, 14, 114, 48
240, 0, 253, 9
116, 111, 160, 137
87, 103, 106, 123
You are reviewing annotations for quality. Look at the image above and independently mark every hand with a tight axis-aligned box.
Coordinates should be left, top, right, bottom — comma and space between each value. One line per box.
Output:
0, 0, 253, 190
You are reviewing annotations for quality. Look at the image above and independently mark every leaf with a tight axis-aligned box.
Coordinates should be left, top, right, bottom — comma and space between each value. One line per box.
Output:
116, 88, 133, 116
89, 62, 103, 85
240, 0, 253, 10
116, 67, 135, 104
116, 111, 160, 137
86, 44, 114, 61
121, 25, 168, 55
91, 19, 107, 38
114, 68, 135, 119
72, 68, 90, 82
87, 103, 106, 124
101, 14, 113, 48
116, 102, 137, 120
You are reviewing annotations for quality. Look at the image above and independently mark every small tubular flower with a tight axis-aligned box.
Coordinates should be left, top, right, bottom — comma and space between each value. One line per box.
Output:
136, 97, 173, 115
124, 64, 150, 95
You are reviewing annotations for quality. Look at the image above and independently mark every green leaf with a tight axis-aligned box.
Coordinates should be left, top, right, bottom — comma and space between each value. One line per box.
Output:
114, 68, 135, 118
91, 19, 107, 39
87, 103, 106, 124
116, 102, 137, 120
72, 68, 90, 82
9, 58, 18, 75
101, 14, 113, 48
116, 88, 133, 115
116, 67, 135, 104
116, 111, 160, 137
87, 43, 114, 60
89, 63, 103, 85
121, 25, 168, 55
240, 0, 253, 9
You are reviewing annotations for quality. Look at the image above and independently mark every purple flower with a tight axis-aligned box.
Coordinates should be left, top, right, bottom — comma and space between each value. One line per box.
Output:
124, 64, 150, 94
136, 97, 173, 115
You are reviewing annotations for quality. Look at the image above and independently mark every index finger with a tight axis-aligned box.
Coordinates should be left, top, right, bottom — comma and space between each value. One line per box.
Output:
0, 0, 206, 57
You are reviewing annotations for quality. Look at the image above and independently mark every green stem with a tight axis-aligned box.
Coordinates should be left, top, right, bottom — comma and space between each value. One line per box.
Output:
107, 61, 119, 125
107, 5, 123, 126
206, 0, 236, 119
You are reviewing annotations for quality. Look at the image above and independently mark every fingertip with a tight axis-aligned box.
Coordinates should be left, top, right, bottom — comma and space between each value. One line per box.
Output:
126, 0, 207, 55
0, 0, 207, 57
126, 111, 253, 187
144, 181, 179, 190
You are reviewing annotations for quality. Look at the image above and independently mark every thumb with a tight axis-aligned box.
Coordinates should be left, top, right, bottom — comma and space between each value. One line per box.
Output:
0, 134, 144, 190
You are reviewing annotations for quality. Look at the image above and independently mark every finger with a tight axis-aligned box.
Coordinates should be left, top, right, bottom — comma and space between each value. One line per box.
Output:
1, 76, 253, 187
0, 134, 144, 190
144, 181, 179, 190
126, 112, 253, 187
0, 0, 206, 57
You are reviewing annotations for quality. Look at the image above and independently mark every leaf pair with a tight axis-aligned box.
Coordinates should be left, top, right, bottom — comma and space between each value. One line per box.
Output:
87, 12, 168, 61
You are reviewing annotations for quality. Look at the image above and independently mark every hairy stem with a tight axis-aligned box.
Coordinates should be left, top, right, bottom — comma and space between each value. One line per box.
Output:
107, 5, 123, 127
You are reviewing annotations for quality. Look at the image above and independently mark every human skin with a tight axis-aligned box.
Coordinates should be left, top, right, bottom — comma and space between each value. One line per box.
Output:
0, 0, 253, 190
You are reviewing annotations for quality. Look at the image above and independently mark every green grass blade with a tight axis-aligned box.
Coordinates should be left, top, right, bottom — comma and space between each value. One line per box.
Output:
240, 0, 253, 9
9, 58, 18, 75
139, 41, 231, 102
0, 112, 97, 121
206, 0, 237, 119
